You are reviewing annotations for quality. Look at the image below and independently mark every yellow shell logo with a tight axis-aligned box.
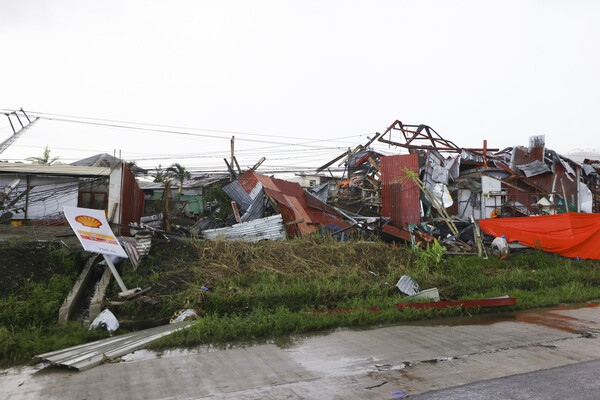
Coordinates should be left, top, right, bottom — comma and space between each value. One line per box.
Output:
75, 215, 102, 229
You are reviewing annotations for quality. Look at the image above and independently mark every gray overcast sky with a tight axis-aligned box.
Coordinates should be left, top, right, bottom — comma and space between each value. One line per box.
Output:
1, 0, 599, 172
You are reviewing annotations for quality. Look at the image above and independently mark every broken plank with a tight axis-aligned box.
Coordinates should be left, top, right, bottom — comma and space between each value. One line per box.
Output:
368, 157, 381, 173
317, 151, 349, 172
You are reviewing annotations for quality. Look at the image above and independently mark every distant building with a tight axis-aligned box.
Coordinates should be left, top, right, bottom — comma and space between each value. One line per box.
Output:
287, 173, 338, 195
140, 174, 230, 217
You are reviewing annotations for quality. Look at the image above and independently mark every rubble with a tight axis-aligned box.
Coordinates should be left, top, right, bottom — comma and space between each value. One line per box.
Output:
104, 118, 599, 260
309, 120, 600, 258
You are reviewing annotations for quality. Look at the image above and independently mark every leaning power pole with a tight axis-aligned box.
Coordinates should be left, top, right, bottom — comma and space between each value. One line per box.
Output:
0, 109, 39, 155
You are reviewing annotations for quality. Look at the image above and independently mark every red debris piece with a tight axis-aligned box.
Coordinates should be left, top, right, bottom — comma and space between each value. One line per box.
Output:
395, 297, 517, 311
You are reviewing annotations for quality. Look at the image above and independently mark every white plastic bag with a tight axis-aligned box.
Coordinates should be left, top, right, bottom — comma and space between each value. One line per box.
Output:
89, 309, 119, 332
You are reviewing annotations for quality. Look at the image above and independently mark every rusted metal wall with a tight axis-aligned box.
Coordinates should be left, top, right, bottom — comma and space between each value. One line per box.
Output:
120, 162, 144, 233
381, 154, 420, 228
511, 146, 579, 208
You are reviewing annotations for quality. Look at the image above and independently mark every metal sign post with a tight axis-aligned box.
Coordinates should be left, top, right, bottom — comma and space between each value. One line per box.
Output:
64, 206, 134, 295
102, 254, 128, 293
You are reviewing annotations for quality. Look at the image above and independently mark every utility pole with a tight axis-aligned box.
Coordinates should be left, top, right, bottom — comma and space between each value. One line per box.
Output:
0, 109, 39, 155
164, 180, 171, 232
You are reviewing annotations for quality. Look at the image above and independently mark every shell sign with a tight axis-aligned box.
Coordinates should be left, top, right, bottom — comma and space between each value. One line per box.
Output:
63, 206, 127, 258
75, 215, 102, 229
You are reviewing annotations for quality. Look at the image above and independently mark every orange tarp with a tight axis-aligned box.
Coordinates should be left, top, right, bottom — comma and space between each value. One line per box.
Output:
478, 212, 600, 260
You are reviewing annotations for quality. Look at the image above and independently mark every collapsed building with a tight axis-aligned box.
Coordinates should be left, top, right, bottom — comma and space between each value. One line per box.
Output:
192, 120, 599, 242
134, 119, 600, 258
312, 120, 600, 256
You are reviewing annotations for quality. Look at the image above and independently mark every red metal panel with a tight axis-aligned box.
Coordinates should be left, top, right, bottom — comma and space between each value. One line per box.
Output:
509, 147, 578, 205
381, 154, 420, 229
395, 297, 517, 311
237, 171, 260, 194
382, 224, 413, 242
120, 162, 144, 235
255, 172, 348, 237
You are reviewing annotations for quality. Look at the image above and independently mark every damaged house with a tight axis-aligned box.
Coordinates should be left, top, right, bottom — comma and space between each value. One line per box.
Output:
0, 154, 144, 230
168, 119, 599, 259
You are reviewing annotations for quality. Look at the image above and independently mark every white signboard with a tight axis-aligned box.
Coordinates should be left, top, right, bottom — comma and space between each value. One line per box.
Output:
63, 206, 128, 258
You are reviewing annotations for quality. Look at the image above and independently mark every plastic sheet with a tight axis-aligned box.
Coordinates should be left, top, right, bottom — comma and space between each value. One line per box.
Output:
479, 212, 600, 260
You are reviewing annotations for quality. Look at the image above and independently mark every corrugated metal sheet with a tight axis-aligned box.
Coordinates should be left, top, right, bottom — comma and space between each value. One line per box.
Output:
240, 189, 265, 222
308, 183, 329, 203
237, 171, 260, 194
36, 321, 194, 371
0, 162, 110, 177
461, 149, 485, 164
223, 178, 263, 213
381, 154, 420, 229
508, 147, 579, 209
225, 171, 348, 237
202, 214, 286, 242
120, 162, 145, 234
517, 160, 551, 177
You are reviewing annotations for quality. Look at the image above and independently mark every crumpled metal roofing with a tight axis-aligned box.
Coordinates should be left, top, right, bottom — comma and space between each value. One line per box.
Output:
202, 214, 286, 242
226, 171, 348, 237
239, 188, 265, 222
223, 178, 264, 214
308, 183, 329, 204
36, 321, 194, 371
516, 160, 551, 177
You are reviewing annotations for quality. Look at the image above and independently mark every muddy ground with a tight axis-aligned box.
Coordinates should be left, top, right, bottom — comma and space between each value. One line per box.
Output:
0, 224, 81, 246
0, 224, 84, 295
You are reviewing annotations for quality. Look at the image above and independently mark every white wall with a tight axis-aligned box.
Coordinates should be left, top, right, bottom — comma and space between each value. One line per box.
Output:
0, 175, 79, 220
108, 162, 123, 223
480, 175, 502, 219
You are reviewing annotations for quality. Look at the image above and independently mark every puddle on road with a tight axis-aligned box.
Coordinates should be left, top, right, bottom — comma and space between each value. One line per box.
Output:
370, 301, 600, 333
516, 302, 599, 333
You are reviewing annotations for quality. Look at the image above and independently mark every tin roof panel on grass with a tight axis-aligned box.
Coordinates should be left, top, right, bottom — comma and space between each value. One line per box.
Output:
36, 321, 194, 371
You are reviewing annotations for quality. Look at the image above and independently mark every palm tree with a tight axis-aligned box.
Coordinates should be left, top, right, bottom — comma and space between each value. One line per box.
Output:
26, 146, 59, 164
166, 163, 191, 195
126, 160, 147, 177
153, 164, 167, 183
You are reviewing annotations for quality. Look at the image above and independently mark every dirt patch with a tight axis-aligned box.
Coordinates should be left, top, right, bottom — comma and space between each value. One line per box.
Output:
0, 241, 78, 296
0, 224, 82, 247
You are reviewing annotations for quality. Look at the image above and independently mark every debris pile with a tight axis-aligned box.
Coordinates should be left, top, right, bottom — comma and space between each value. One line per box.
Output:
127, 119, 600, 259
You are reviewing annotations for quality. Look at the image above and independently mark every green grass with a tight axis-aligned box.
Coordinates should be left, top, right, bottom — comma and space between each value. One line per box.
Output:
3, 237, 600, 367
0, 246, 109, 367
0, 323, 108, 367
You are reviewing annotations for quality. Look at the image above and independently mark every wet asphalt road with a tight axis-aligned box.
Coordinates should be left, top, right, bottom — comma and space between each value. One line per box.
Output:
409, 359, 600, 400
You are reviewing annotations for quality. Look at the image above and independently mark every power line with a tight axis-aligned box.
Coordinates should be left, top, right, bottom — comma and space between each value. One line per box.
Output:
1, 110, 367, 151
4, 109, 375, 144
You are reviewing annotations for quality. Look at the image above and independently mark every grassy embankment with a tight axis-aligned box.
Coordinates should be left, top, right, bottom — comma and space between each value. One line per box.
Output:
0, 245, 108, 368
112, 237, 600, 351
2, 237, 600, 367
